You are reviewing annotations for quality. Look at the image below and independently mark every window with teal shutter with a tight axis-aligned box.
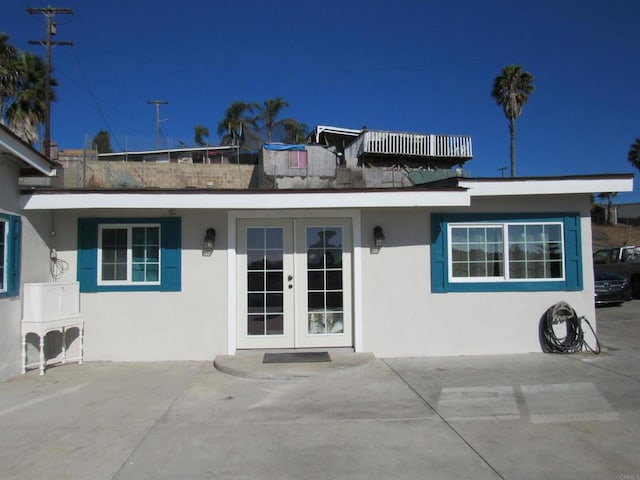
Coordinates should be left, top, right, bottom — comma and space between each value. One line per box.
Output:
431, 213, 582, 293
77, 217, 181, 292
0, 214, 21, 298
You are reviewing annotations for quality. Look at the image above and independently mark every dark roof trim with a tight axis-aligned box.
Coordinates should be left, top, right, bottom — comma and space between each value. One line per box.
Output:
461, 173, 634, 182
20, 184, 468, 196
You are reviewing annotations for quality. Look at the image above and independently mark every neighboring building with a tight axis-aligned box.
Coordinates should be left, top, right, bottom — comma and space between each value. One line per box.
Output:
616, 202, 640, 226
0, 125, 58, 381
1, 123, 635, 380
261, 126, 472, 189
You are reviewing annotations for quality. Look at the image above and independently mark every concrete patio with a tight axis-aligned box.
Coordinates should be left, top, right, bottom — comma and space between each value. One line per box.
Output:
1, 303, 639, 480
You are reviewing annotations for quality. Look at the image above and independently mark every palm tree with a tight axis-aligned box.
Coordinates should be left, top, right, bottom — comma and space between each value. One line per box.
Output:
491, 65, 535, 177
194, 124, 209, 146
628, 138, 640, 170
217, 101, 256, 146
0, 33, 20, 125
598, 192, 618, 225
255, 97, 290, 143
281, 118, 308, 144
6, 51, 56, 145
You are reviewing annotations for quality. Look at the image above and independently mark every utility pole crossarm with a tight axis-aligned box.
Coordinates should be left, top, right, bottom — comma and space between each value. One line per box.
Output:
27, 7, 73, 15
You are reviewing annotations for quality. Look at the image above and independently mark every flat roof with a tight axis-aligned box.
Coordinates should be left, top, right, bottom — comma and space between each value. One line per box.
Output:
19, 174, 633, 211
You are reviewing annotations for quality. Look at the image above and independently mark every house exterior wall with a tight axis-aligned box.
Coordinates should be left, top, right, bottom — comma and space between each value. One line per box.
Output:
37, 192, 596, 364
0, 161, 51, 381
49, 209, 229, 361
0, 161, 22, 381
359, 194, 595, 357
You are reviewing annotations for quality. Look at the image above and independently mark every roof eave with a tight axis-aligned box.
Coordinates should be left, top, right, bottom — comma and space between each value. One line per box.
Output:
20, 187, 471, 210
0, 125, 56, 176
459, 174, 634, 196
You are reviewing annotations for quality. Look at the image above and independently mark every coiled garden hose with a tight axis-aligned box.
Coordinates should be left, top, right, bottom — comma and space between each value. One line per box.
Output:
539, 302, 600, 354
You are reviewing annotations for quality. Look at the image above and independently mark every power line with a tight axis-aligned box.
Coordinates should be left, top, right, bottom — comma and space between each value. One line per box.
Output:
69, 49, 124, 151
27, 5, 73, 159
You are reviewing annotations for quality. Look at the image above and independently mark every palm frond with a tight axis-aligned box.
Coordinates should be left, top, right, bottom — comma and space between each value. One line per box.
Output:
628, 138, 640, 169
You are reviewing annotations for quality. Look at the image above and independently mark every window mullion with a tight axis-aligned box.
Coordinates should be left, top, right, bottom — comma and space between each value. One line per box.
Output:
126, 226, 133, 283
504, 224, 510, 280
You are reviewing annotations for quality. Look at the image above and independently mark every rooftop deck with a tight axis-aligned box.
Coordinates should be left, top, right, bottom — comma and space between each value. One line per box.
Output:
346, 130, 473, 161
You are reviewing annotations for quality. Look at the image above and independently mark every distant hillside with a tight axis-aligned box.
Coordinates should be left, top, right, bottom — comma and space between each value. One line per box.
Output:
592, 223, 640, 249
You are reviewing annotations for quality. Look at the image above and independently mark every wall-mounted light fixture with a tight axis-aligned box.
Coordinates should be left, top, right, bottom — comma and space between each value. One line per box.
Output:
372, 225, 385, 254
202, 228, 216, 257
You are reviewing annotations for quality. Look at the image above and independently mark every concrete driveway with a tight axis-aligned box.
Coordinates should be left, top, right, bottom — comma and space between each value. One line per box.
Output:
1, 302, 639, 480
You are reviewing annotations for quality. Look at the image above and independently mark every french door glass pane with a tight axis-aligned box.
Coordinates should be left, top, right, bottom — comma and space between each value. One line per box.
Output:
247, 227, 284, 336
306, 226, 344, 335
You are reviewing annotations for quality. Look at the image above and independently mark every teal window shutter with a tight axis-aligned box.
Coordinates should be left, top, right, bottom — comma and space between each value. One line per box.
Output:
160, 217, 181, 291
77, 218, 99, 292
563, 214, 582, 291
430, 212, 582, 293
7, 215, 21, 297
77, 217, 181, 292
430, 214, 447, 293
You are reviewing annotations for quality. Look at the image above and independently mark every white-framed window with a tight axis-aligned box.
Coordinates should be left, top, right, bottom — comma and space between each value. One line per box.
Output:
448, 221, 564, 283
97, 224, 161, 285
288, 150, 308, 169
0, 219, 7, 293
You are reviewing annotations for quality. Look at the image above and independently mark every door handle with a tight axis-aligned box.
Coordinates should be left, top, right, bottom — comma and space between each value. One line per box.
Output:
288, 275, 293, 281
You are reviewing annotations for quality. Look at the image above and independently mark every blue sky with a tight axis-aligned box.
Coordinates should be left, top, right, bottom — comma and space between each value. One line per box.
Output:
3, 0, 640, 200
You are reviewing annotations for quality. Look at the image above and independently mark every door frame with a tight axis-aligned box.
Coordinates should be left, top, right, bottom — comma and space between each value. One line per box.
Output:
227, 209, 362, 354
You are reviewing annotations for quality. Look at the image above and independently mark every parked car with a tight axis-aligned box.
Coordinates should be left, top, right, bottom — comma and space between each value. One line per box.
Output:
594, 269, 632, 306
593, 246, 640, 297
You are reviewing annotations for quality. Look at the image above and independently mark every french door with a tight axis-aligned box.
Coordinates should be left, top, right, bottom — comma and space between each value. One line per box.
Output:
236, 218, 352, 349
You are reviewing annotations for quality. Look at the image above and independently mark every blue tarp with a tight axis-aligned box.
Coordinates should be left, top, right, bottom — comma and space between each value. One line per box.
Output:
263, 144, 306, 151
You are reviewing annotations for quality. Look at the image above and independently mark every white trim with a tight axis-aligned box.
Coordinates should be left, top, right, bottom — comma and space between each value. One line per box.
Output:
21, 190, 470, 210
447, 221, 565, 283
227, 214, 237, 354
460, 177, 633, 197
97, 223, 162, 286
312, 125, 362, 143
352, 211, 363, 352
0, 127, 56, 176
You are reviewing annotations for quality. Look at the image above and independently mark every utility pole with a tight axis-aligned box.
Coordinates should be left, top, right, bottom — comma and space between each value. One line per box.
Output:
147, 100, 168, 149
27, 6, 73, 160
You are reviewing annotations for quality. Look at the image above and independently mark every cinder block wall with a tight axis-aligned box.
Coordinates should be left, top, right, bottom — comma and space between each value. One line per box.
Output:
59, 160, 257, 189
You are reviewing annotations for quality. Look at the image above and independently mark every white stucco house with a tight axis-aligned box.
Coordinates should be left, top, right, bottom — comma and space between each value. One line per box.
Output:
0, 125, 58, 381
1, 124, 634, 380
